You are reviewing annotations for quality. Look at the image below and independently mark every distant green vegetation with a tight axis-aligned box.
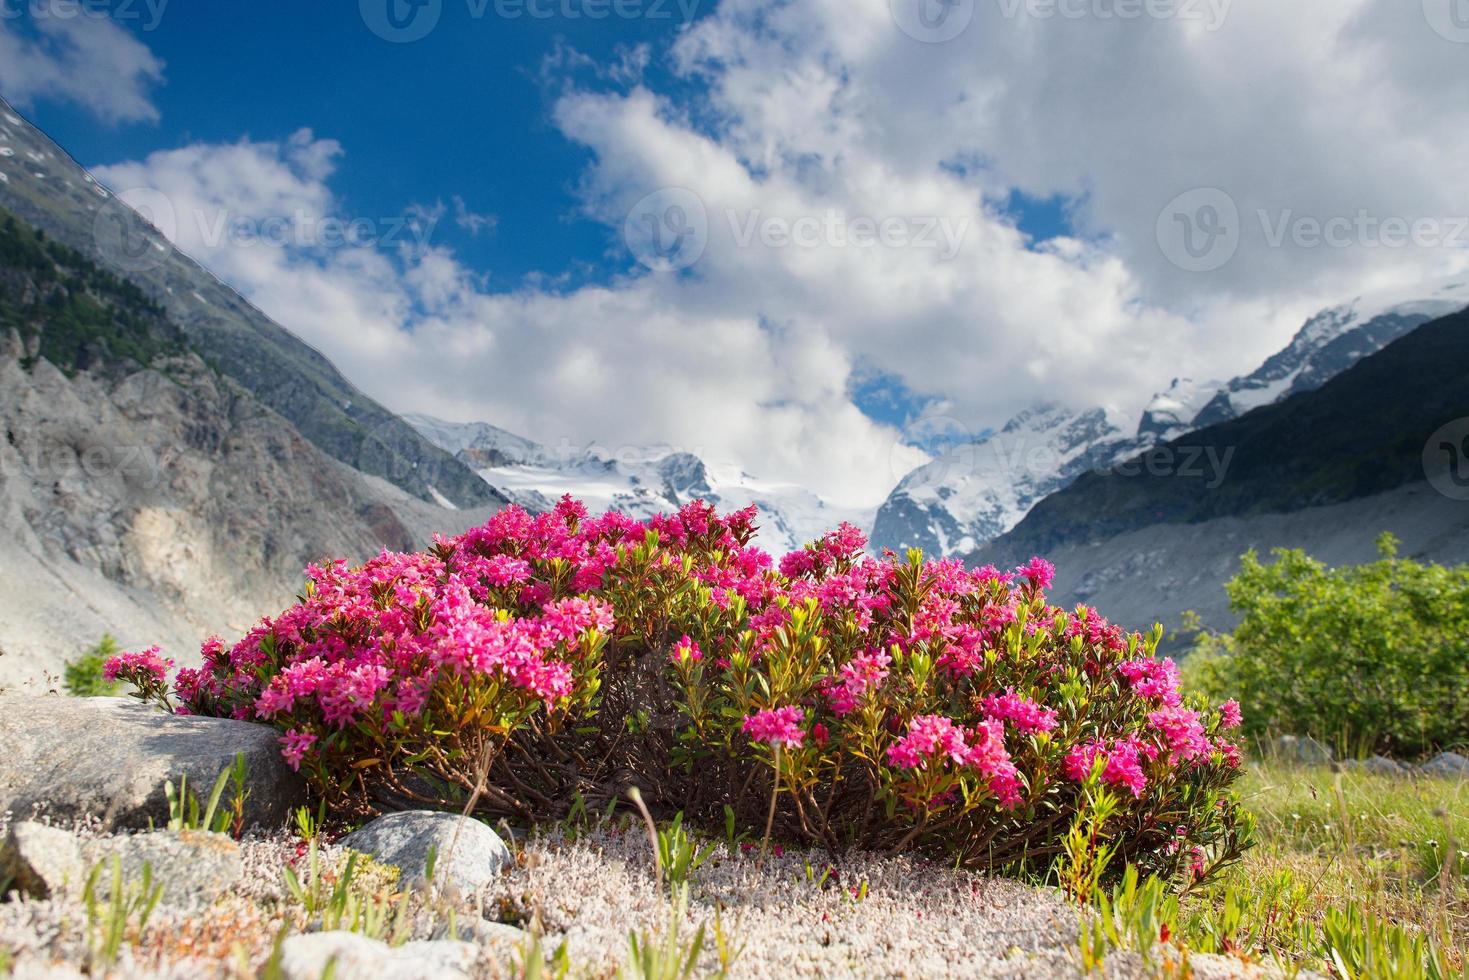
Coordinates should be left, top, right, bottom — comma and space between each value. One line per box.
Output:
0, 209, 190, 374
63, 634, 124, 698
1186, 534, 1469, 759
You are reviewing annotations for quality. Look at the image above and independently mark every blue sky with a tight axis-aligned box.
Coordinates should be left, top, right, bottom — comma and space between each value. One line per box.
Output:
2, 0, 1467, 506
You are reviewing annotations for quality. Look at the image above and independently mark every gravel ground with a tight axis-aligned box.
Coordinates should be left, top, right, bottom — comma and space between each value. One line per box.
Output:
0, 815, 1279, 978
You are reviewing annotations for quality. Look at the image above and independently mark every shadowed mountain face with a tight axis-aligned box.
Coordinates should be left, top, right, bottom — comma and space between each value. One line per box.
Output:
980, 308, 1469, 640
0, 96, 503, 512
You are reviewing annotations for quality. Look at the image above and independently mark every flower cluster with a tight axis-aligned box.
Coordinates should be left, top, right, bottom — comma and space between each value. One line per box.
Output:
103, 646, 174, 711
127, 496, 1248, 882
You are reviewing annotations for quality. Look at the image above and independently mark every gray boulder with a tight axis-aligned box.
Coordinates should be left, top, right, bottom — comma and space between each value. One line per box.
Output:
277, 933, 477, 980
1418, 752, 1469, 779
1336, 755, 1407, 777
1, 822, 243, 910
0, 822, 84, 898
83, 829, 243, 911
431, 918, 526, 950
1270, 735, 1333, 765
341, 811, 512, 893
0, 694, 304, 830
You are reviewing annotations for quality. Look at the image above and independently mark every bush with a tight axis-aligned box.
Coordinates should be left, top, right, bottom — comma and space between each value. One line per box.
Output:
117, 498, 1249, 883
1187, 533, 1469, 758
64, 634, 124, 697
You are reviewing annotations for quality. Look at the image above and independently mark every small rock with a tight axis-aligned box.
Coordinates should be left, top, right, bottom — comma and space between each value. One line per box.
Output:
0, 822, 83, 898
0, 694, 305, 830
83, 830, 243, 911
277, 933, 477, 980
1270, 735, 1332, 765
1336, 755, 1407, 777
431, 917, 526, 949
341, 811, 511, 893
1418, 752, 1469, 778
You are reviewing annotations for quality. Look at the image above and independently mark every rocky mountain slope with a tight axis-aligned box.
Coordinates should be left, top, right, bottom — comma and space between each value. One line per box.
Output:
983, 306, 1469, 640
872, 280, 1469, 558
0, 96, 501, 511
0, 207, 491, 685
406, 414, 868, 555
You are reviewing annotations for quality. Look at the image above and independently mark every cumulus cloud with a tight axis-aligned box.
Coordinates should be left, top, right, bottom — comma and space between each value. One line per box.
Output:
0, 9, 163, 123
87, 0, 1469, 506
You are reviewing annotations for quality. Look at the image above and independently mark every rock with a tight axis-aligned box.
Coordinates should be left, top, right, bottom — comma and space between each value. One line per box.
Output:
0, 695, 304, 830
83, 830, 243, 911
1270, 735, 1333, 765
0, 822, 84, 898
341, 811, 511, 893
431, 917, 526, 950
1336, 755, 1407, 777
1418, 752, 1469, 778
277, 933, 477, 980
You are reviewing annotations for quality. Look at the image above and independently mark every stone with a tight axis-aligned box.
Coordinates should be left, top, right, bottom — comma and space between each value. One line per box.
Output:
83, 830, 243, 911
340, 811, 512, 893
0, 694, 305, 830
1270, 735, 1333, 765
1418, 752, 1469, 778
0, 822, 84, 898
431, 917, 526, 950
1336, 755, 1407, 777
276, 933, 477, 980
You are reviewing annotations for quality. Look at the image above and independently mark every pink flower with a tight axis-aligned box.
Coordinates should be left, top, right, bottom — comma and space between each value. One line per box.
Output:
1016, 557, 1055, 591
982, 690, 1059, 735
1217, 700, 1243, 730
1065, 739, 1149, 798
670, 635, 702, 665
280, 729, 317, 771
1148, 706, 1211, 765
102, 646, 173, 683
743, 706, 805, 747
1119, 657, 1182, 706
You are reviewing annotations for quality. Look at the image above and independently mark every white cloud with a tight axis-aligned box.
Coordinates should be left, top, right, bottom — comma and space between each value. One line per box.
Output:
88, 0, 1469, 507
0, 10, 163, 123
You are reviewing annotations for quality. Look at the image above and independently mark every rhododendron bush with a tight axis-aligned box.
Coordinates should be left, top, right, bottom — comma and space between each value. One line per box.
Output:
114, 498, 1250, 882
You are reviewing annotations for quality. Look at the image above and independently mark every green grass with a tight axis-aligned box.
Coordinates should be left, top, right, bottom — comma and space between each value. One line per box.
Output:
1176, 760, 1467, 974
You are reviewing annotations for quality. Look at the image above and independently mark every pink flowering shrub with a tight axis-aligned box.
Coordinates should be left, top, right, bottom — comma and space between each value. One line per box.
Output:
114, 497, 1250, 883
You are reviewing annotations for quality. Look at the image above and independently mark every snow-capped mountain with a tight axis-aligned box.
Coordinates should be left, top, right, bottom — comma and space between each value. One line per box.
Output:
1191, 277, 1469, 427
872, 278, 1469, 558
870, 404, 1141, 557
405, 414, 869, 556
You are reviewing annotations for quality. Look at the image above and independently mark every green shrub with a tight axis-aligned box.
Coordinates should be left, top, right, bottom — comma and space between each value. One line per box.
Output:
63, 634, 124, 697
1187, 534, 1469, 758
